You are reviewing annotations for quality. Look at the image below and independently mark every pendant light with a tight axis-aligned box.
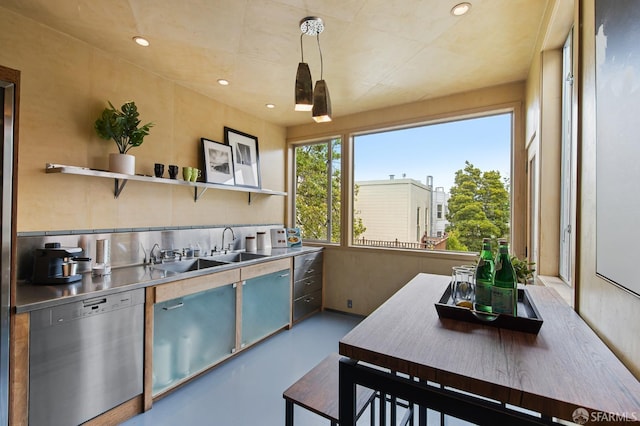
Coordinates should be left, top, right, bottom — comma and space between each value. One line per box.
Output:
312, 32, 331, 123
295, 17, 332, 122
294, 33, 313, 111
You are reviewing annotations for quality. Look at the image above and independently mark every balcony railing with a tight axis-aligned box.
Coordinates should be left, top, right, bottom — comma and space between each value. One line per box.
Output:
354, 235, 448, 250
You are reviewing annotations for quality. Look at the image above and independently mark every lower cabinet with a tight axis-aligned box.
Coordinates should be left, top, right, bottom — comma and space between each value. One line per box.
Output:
292, 251, 323, 322
241, 268, 291, 348
149, 268, 240, 398
153, 283, 236, 395
148, 257, 293, 400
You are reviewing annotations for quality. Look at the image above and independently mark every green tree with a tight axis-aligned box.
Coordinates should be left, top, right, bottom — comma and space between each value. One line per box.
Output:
445, 229, 467, 251
446, 161, 510, 252
295, 140, 366, 242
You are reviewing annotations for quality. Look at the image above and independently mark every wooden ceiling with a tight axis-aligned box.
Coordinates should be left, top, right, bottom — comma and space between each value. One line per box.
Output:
1, 0, 551, 126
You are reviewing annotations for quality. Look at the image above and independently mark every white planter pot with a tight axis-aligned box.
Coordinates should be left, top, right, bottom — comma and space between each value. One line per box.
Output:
109, 153, 135, 175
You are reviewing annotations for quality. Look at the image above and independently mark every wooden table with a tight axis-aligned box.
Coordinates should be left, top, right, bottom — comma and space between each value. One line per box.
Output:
338, 273, 640, 425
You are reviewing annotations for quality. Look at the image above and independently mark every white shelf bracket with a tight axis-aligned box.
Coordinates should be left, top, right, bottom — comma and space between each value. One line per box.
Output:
195, 186, 208, 202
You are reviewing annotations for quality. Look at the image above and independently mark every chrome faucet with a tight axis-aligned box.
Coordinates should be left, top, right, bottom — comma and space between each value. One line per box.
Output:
221, 227, 236, 253
148, 243, 161, 264
159, 249, 182, 262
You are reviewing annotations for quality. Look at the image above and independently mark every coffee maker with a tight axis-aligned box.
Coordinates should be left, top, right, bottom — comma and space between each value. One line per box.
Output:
32, 242, 88, 284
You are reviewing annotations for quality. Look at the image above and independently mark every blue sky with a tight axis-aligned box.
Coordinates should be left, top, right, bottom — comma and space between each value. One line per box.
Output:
353, 113, 512, 192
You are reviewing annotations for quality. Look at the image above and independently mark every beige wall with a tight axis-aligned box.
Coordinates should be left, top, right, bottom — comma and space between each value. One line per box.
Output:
538, 49, 562, 277
577, 0, 640, 379
322, 246, 473, 316
525, 0, 639, 378
0, 7, 286, 233
523, 2, 568, 278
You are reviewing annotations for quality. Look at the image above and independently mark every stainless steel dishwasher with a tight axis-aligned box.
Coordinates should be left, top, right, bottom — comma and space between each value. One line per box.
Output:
29, 288, 144, 426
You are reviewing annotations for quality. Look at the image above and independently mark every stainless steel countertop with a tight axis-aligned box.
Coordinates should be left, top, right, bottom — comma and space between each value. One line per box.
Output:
16, 246, 322, 313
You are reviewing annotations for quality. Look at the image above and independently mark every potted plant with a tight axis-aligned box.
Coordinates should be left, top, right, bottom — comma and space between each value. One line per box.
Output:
94, 101, 154, 175
511, 256, 536, 285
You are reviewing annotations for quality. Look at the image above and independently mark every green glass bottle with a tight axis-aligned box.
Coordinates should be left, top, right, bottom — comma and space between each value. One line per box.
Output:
474, 238, 494, 313
492, 239, 517, 316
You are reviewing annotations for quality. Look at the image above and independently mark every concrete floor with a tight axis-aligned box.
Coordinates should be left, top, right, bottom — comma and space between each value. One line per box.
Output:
120, 310, 472, 426
120, 311, 362, 426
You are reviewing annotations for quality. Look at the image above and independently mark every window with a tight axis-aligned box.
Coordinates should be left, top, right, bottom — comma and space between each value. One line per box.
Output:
353, 113, 512, 253
559, 29, 575, 285
293, 138, 341, 243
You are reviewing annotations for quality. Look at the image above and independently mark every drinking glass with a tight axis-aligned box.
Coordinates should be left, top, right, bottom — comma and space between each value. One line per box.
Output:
451, 265, 475, 307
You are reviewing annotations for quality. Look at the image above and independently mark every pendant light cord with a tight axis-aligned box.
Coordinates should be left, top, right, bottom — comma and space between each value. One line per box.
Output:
300, 33, 305, 62
316, 34, 324, 79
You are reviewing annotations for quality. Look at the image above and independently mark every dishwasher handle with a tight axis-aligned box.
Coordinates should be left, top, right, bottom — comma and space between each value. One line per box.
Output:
163, 302, 184, 311
83, 297, 107, 308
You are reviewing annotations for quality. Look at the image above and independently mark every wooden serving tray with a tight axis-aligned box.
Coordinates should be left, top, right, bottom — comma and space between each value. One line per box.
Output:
435, 286, 543, 334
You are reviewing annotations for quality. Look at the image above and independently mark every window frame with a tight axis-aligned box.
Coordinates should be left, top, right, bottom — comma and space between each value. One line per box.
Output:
350, 110, 514, 252
291, 137, 342, 244
287, 102, 524, 259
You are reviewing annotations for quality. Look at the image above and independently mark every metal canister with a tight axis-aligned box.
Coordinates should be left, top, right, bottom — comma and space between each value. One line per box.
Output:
256, 232, 267, 250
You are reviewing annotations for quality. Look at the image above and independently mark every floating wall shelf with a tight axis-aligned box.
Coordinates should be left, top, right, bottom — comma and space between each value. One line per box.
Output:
45, 164, 286, 204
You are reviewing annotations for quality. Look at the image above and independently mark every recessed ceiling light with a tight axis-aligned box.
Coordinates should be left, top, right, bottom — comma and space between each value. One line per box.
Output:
451, 2, 472, 16
132, 36, 150, 47
265, 104, 276, 109
217, 79, 230, 86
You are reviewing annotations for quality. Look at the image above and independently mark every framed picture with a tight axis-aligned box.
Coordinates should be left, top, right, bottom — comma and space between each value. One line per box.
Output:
592, 0, 640, 297
201, 138, 235, 185
224, 126, 261, 188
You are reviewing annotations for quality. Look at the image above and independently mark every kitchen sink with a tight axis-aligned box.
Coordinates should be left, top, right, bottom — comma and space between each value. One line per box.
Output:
152, 258, 230, 273
212, 252, 269, 263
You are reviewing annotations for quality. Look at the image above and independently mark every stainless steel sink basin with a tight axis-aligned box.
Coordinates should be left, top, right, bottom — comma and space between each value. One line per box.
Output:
212, 252, 269, 263
152, 258, 230, 273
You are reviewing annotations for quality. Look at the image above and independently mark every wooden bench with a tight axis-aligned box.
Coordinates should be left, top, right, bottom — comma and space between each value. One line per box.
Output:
283, 353, 377, 425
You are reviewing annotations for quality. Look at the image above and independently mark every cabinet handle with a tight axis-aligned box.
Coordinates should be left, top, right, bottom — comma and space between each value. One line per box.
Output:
306, 269, 315, 274
304, 297, 315, 303
279, 273, 290, 278
305, 280, 313, 286
163, 302, 184, 311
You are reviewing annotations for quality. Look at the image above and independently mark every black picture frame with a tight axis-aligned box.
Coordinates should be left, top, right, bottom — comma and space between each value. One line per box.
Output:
224, 126, 261, 188
201, 138, 235, 186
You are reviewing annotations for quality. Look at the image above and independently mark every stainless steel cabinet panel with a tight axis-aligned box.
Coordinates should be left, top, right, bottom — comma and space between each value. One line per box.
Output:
293, 251, 323, 322
293, 289, 322, 322
29, 289, 144, 426
293, 252, 323, 282
293, 273, 322, 300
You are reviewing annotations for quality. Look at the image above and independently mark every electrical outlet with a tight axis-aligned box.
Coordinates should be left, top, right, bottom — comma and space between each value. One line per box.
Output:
347, 299, 353, 309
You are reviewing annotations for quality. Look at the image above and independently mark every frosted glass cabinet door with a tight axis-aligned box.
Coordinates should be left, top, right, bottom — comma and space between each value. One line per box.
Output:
153, 283, 236, 394
241, 269, 290, 347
